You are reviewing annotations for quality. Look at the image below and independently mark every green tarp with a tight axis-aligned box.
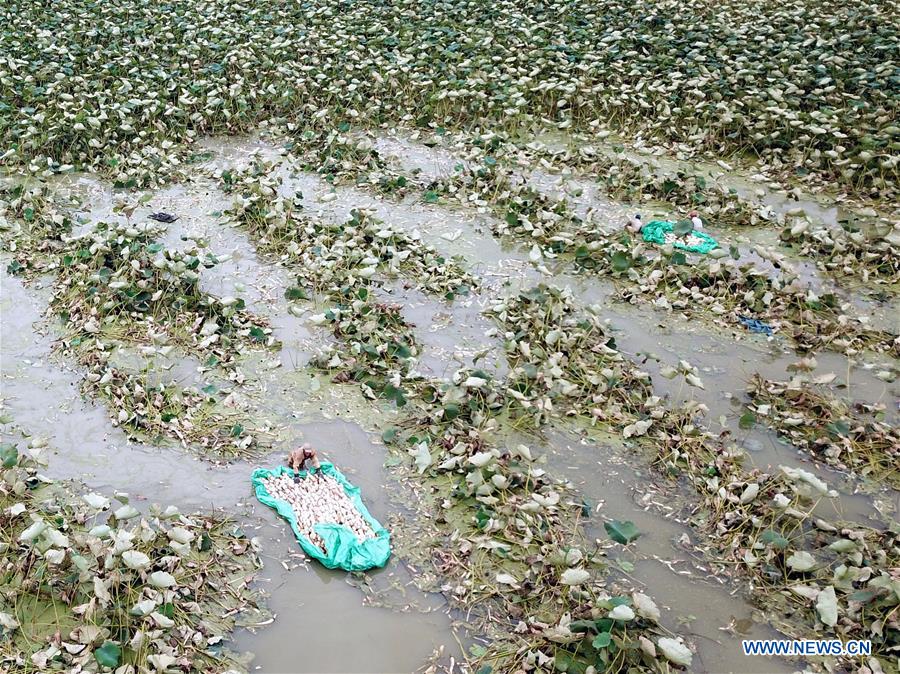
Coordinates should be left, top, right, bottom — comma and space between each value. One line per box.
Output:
641, 219, 719, 254
251, 462, 391, 571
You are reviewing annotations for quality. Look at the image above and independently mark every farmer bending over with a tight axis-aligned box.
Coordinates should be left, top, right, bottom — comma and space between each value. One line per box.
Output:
287, 443, 321, 474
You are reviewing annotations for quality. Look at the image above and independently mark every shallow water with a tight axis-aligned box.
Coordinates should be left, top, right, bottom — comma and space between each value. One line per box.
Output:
2, 131, 896, 674
0, 265, 460, 673
374, 279, 508, 379
538, 429, 796, 673
536, 131, 898, 227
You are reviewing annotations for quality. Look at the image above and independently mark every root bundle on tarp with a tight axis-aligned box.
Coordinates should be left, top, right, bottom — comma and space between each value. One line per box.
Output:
252, 463, 391, 571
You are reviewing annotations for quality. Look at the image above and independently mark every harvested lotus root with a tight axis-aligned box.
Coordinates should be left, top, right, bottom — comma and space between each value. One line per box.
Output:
262, 473, 374, 551
663, 232, 706, 248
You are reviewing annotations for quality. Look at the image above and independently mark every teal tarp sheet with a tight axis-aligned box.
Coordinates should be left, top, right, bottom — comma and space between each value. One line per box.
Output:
252, 462, 391, 571
641, 219, 719, 254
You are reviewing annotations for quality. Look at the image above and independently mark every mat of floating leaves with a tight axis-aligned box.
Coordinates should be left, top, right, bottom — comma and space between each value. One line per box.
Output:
641, 220, 720, 254
252, 463, 391, 570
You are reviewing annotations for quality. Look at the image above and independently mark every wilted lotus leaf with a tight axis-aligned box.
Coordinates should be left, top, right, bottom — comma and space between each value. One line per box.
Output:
657, 637, 693, 667
121, 550, 151, 570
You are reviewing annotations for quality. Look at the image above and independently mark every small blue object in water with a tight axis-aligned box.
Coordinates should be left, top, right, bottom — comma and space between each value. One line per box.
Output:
739, 316, 773, 336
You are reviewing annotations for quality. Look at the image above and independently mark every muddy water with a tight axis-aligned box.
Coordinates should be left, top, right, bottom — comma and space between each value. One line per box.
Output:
532, 429, 795, 673
373, 132, 631, 228
3, 131, 897, 673
344, 139, 897, 492
375, 132, 897, 326
0, 265, 459, 673
214, 135, 894, 665
531, 130, 899, 225
277, 134, 895, 659
374, 279, 508, 379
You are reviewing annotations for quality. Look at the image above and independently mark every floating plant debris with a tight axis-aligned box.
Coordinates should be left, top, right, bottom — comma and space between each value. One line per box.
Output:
2, 0, 898, 196
0, 429, 266, 673
747, 374, 900, 488
1, 2, 897, 672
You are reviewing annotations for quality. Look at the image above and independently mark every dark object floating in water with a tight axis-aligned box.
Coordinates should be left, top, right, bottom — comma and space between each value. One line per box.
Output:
739, 316, 773, 336
148, 212, 178, 223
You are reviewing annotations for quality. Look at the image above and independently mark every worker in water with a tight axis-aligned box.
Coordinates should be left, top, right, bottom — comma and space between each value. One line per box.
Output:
287, 443, 321, 474
688, 210, 704, 230
626, 213, 643, 233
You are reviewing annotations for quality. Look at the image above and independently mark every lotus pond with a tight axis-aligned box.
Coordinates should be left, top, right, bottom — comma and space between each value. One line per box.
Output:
1, 1, 898, 673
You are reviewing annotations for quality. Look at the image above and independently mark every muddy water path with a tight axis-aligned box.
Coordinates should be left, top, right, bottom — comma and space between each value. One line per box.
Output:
1, 131, 896, 673
0, 168, 461, 671
262, 134, 896, 506
0, 263, 457, 672
530, 129, 900, 223
373, 130, 898, 325
525, 427, 794, 674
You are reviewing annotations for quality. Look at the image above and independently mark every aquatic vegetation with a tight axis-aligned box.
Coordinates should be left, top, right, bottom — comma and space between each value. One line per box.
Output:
2, 1, 897, 669
0, 432, 266, 673
600, 236, 898, 356
472, 197, 897, 355
79, 359, 263, 456
222, 161, 691, 672
52, 222, 274, 362
291, 129, 418, 198
48, 221, 276, 455
312, 291, 421, 408
516, 140, 784, 228
314, 300, 662, 671
219, 152, 898, 670
465, 281, 897, 670
466, 278, 900, 669
412, 154, 896, 356
640, 396, 900, 669
609, 325, 900, 670
386, 386, 689, 673
709, 467, 900, 666
223, 163, 474, 402
485, 285, 653, 426
4, 0, 896, 195
1, 181, 74, 270
306, 130, 896, 314
746, 374, 900, 488
602, 163, 781, 229
223, 159, 474, 300
506, 133, 899, 292
780, 216, 900, 286
426, 159, 582, 242
694, 463, 900, 666
3, 207, 275, 458
3, 147, 893, 671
